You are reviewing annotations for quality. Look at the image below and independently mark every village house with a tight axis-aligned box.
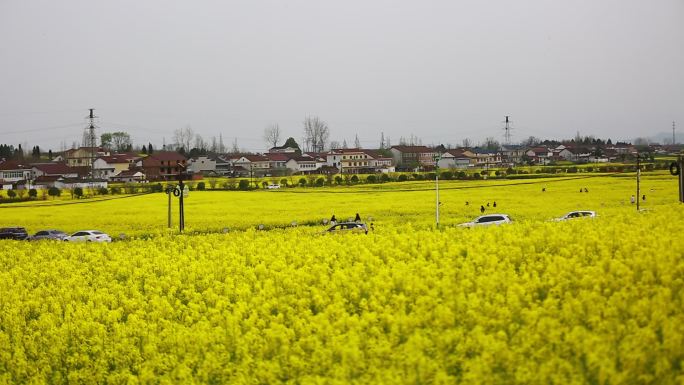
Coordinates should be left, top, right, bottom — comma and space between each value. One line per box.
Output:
0, 161, 33, 190
390, 145, 437, 170
499, 145, 526, 166
110, 170, 147, 183
285, 155, 320, 174
187, 155, 218, 175
471, 148, 502, 167
63, 147, 110, 168
31, 162, 79, 179
138, 152, 187, 181
437, 149, 474, 169
233, 155, 271, 177
525, 147, 553, 165
93, 154, 140, 180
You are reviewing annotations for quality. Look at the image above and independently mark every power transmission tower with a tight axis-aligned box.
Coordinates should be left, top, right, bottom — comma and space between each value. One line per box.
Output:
84, 108, 98, 179
503, 116, 513, 145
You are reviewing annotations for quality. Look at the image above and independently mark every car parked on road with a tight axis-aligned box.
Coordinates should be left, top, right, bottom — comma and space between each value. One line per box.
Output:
64, 230, 112, 243
458, 214, 512, 228
326, 222, 368, 234
267, 184, 281, 189
555, 210, 597, 221
30, 229, 68, 241
0, 227, 29, 240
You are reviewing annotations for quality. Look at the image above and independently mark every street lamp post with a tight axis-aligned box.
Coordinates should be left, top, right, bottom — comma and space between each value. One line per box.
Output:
434, 152, 442, 228
636, 154, 641, 211
164, 162, 188, 232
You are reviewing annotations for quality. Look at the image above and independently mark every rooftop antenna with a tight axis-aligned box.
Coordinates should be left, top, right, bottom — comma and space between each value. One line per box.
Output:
85, 108, 98, 179
503, 115, 512, 145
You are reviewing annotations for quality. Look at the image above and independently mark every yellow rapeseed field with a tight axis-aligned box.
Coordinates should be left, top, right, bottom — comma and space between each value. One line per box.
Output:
0, 173, 683, 384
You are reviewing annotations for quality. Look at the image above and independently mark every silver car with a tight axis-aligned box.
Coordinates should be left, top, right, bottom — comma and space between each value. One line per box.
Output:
458, 214, 513, 228
30, 229, 68, 241
556, 210, 596, 221
64, 230, 112, 243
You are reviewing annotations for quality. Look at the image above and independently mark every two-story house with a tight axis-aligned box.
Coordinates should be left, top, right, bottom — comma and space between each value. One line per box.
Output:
139, 152, 188, 181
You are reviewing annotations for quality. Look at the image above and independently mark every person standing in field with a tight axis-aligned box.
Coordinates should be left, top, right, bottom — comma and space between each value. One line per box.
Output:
630, 195, 636, 204
493, 201, 497, 208
355, 213, 361, 222
480, 205, 485, 214
330, 214, 337, 226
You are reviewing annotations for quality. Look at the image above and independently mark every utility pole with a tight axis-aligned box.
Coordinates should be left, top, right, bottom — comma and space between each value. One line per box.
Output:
84, 108, 98, 185
434, 152, 442, 228
503, 116, 512, 146
636, 154, 641, 211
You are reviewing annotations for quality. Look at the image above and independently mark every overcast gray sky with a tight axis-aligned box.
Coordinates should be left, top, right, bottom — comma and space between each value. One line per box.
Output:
1, 0, 683, 152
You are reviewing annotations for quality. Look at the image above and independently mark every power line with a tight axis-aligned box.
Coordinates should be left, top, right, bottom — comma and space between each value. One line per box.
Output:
1, 122, 84, 135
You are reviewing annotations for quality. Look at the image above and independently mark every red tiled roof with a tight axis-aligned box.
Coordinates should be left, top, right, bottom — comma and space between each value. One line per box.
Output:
148, 152, 187, 161
390, 145, 433, 153
31, 162, 75, 175
0, 161, 31, 171
242, 155, 269, 162
266, 153, 291, 161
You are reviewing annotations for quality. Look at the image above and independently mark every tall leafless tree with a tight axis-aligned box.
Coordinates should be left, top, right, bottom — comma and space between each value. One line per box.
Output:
303, 116, 329, 152
263, 124, 282, 149
462, 138, 473, 148
173, 125, 194, 151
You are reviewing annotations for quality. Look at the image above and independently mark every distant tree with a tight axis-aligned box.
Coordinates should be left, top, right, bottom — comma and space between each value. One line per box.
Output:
483, 137, 500, 151
263, 124, 282, 149
74, 187, 84, 198
197, 182, 206, 191
7, 190, 16, 198
462, 138, 473, 148
32, 145, 41, 159
100, 133, 113, 150
522, 136, 540, 147
173, 126, 194, 151
303, 116, 329, 152
238, 179, 250, 190
398, 174, 408, 182
48, 187, 61, 199
48, 149, 53, 160
17, 189, 26, 199
142, 144, 148, 154
354, 134, 361, 149
283, 137, 302, 154
334, 175, 343, 185
98, 187, 108, 195
112, 132, 132, 153
28, 189, 38, 198
148, 143, 154, 154
350, 175, 359, 184
366, 175, 377, 183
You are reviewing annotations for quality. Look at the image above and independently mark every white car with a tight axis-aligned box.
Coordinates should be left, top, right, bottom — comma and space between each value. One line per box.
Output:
267, 184, 281, 189
555, 210, 596, 221
458, 214, 512, 228
64, 230, 112, 243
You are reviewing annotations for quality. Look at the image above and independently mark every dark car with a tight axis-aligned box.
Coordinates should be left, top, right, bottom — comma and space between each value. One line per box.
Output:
0, 227, 29, 240
326, 222, 368, 234
29, 229, 68, 241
